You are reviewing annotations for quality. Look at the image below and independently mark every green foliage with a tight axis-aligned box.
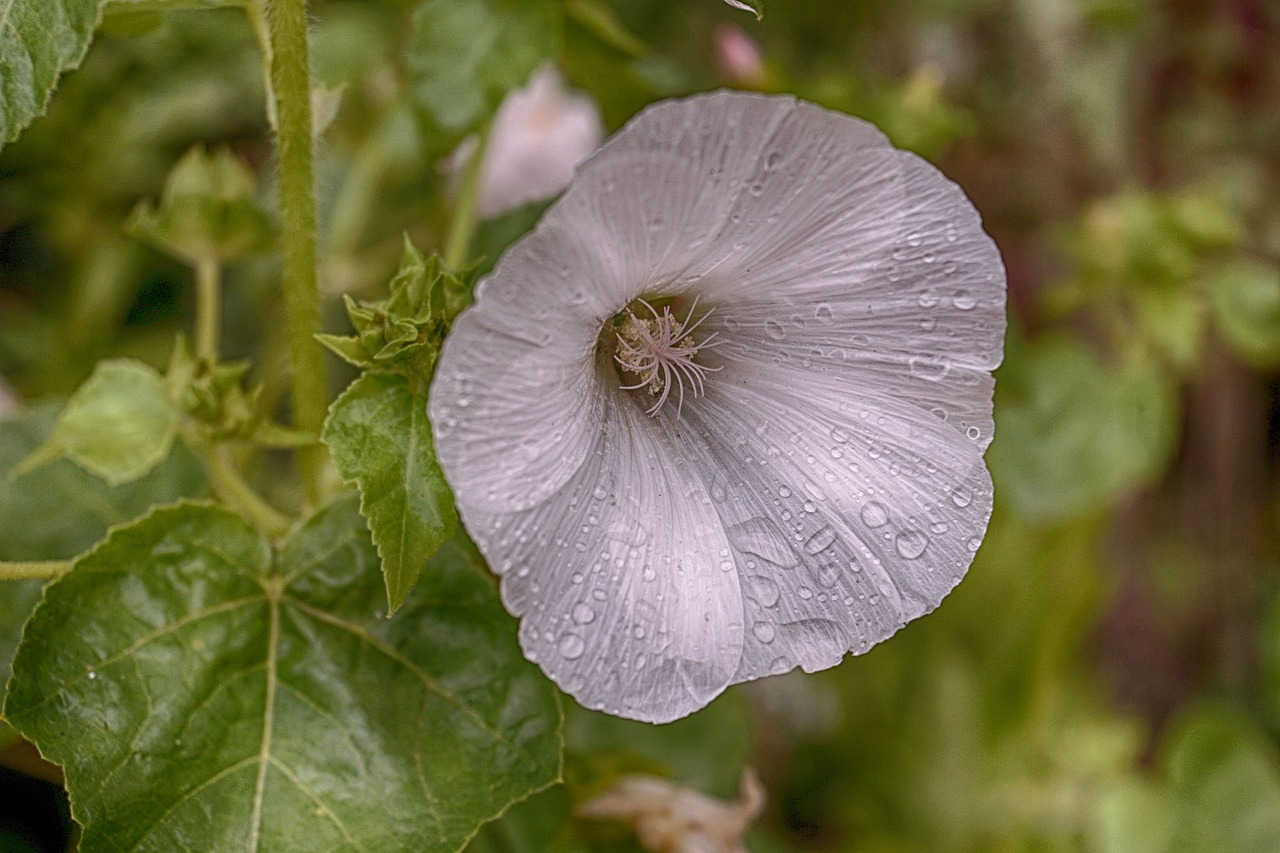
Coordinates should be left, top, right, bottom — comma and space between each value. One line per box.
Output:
16, 359, 179, 485
991, 339, 1176, 521
406, 0, 558, 147
324, 373, 458, 614
4, 496, 561, 852
0, 0, 104, 145
1210, 259, 1280, 367
127, 144, 275, 265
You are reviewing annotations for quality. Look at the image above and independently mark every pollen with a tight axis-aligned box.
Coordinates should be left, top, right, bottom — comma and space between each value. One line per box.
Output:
613, 296, 723, 416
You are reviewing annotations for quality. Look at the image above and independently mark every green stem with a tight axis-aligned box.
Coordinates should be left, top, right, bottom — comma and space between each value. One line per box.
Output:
444, 126, 491, 271
245, 0, 278, 129
206, 446, 292, 538
267, 0, 329, 508
0, 561, 71, 581
195, 257, 221, 363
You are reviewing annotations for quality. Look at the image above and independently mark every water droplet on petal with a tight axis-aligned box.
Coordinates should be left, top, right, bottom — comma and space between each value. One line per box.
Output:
726, 517, 799, 567
770, 656, 792, 674
752, 621, 776, 643
953, 291, 977, 310
572, 603, 596, 624
895, 529, 928, 559
861, 501, 890, 528
745, 575, 781, 607
558, 633, 586, 660
802, 526, 837, 555
814, 303, 834, 323
951, 486, 973, 508
765, 320, 786, 341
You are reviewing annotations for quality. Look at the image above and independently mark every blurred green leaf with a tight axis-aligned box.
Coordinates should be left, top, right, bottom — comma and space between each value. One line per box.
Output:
1210, 259, 1280, 367
406, 0, 558, 147
16, 359, 179, 485
4, 495, 561, 852
127, 145, 275, 265
0, 0, 104, 146
1095, 779, 1173, 853
466, 785, 580, 853
0, 403, 206, 561
323, 372, 458, 613
1165, 708, 1280, 853
992, 339, 1177, 521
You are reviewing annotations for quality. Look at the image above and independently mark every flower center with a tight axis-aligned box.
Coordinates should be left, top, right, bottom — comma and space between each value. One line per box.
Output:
607, 295, 722, 416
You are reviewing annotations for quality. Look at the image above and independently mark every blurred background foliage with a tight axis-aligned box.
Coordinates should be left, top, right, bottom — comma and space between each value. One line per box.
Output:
2, 0, 1279, 850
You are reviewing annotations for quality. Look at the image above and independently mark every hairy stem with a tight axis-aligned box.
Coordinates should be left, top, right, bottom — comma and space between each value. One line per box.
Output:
195, 257, 221, 363
444, 126, 491, 271
206, 446, 292, 538
267, 0, 329, 508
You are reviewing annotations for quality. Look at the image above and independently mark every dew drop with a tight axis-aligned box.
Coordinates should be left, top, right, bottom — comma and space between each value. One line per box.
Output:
814, 303, 834, 324
967, 536, 983, 552
967, 425, 982, 441
817, 564, 841, 588
558, 633, 586, 660
765, 320, 786, 341
745, 575, 781, 607
749, 182, 765, 197
769, 656, 792, 674
918, 290, 940, 308
860, 501, 890, 528
798, 586, 813, 600
765, 151, 782, 171
953, 291, 977, 310
895, 529, 929, 559
726, 517, 799, 567
803, 526, 837, 555
752, 622, 776, 643
572, 603, 596, 625
951, 485, 973, 508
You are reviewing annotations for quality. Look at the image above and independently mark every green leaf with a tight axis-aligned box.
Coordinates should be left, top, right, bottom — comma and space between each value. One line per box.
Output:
16, 359, 179, 485
991, 338, 1177, 521
406, 0, 558, 145
0, 402, 206, 562
4, 496, 561, 852
0, 0, 104, 146
324, 373, 458, 613
1165, 708, 1280, 853
1210, 259, 1280, 366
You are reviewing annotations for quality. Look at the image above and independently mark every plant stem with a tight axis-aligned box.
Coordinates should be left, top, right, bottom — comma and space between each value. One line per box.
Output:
0, 561, 71, 581
206, 446, 292, 538
267, 0, 329, 508
444, 127, 491, 271
195, 257, 221, 363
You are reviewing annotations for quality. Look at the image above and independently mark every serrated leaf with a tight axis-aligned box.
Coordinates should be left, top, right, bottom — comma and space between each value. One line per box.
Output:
991, 338, 1177, 521
323, 373, 458, 613
17, 359, 179, 485
4, 496, 561, 852
0, 0, 104, 146
406, 0, 558, 145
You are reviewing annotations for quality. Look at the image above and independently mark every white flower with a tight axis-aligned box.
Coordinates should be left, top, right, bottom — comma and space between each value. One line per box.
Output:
430, 91, 1006, 723
465, 66, 604, 219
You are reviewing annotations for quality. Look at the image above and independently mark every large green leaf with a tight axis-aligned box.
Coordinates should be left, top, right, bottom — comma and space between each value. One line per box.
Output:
4, 496, 561, 852
323, 373, 458, 613
0, 0, 104, 145
405, 0, 558, 145
991, 338, 1177, 521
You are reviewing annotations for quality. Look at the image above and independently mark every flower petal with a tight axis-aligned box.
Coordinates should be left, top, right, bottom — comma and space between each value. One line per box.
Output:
683, 363, 993, 682
462, 396, 745, 723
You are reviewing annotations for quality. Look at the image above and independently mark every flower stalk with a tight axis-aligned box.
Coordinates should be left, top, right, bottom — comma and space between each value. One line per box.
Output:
266, 0, 328, 509
444, 125, 491, 271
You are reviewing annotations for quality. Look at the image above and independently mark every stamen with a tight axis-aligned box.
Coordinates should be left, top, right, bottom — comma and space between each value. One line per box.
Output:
613, 296, 722, 417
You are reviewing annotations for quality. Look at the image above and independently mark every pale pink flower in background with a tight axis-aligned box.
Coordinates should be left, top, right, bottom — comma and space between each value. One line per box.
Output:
431, 92, 1006, 723
714, 23, 765, 86
466, 65, 604, 220
578, 769, 765, 853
